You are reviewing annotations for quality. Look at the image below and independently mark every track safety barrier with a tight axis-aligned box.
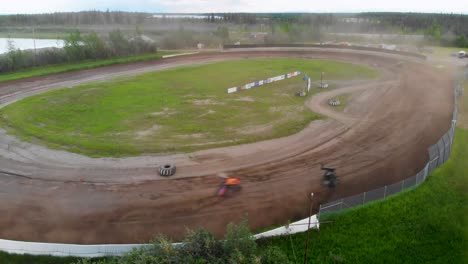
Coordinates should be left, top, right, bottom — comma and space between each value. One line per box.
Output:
0, 215, 318, 258
227, 71, 301, 93
161, 52, 199, 58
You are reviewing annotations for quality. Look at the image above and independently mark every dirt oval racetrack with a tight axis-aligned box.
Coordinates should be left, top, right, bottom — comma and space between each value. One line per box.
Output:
0, 49, 453, 244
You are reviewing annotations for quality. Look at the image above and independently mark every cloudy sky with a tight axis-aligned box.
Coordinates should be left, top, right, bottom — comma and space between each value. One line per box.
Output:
1, 0, 467, 14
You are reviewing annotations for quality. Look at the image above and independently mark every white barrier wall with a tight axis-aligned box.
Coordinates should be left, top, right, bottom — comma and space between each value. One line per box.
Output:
0, 239, 145, 258
0, 215, 318, 258
161, 52, 199, 58
227, 71, 301, 93
254, 215, 319, 239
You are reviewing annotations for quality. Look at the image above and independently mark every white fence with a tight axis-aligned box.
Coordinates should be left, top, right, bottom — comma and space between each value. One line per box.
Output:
0, 239, 144, 258
227, 71, 301, 93
161, 52, 199, 58
0, 215, 319, 258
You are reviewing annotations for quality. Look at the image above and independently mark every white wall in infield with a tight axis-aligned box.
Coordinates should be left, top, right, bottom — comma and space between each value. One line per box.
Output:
227, 71, 301, 94
0, 215, 319, 258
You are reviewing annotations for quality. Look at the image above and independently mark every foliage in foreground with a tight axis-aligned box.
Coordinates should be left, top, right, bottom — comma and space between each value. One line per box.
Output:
73, 220, 290, 264
260, 128, 468, 264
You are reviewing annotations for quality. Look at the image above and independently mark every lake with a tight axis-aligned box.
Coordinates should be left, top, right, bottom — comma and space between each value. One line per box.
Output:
0, 38, 64, 54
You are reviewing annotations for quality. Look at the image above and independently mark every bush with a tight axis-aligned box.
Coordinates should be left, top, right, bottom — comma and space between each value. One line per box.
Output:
260, 246, 292, 264
454, 35, 468, 48
223, 221, 258, 263
181, 228, 224, 263
73, 220, 289, 264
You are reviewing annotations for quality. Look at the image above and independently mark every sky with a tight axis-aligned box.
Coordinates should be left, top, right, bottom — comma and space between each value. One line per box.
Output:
0, 0, 467, 14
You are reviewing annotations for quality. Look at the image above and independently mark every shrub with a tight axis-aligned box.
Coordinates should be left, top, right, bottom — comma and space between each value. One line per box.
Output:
73, 220, 289, 264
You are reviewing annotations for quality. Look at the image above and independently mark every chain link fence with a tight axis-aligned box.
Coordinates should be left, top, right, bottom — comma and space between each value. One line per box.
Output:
318, 69, 465, 219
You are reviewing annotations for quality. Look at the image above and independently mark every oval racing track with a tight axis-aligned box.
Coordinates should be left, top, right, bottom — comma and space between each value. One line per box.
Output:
0, 49, 454, 244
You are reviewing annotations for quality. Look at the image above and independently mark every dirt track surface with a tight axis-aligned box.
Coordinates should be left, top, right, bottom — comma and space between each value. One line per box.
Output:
0, 49, 453, 244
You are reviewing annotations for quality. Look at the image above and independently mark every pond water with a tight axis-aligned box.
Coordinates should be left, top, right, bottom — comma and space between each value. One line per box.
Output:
0, 38, 64, 54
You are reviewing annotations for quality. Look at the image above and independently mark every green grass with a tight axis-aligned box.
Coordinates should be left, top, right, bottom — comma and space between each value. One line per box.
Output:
460, 81, 468, 129
0, 51, 180, 83
0, 251, 79, 264
259, 127, 468, 264
0, 58, 378, 157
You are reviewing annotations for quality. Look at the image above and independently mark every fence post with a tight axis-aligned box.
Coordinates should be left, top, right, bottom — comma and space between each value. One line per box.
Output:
424, 164, 429, 180
362, 192, 366, 204
318, 204, 321, 220
384, 185, 387, 198
440, 135, 446, 165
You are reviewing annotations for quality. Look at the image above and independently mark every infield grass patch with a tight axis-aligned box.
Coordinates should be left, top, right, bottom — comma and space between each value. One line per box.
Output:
0, 58, 378, 157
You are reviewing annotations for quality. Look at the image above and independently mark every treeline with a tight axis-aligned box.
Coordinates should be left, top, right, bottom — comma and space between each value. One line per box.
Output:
211, 12, 468, 47
203, 13, 338, 27
0, 30, 156, 73
359, 13, 468, 47
0, 11, 148, 26
1, 12, 468, 48
359, 12, 468, 36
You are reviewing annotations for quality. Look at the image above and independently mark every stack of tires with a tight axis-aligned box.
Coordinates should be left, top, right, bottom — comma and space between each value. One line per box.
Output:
328, 99, 341, 106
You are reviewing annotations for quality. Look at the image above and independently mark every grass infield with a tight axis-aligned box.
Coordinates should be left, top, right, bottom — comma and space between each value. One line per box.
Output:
0, 58, 377, 157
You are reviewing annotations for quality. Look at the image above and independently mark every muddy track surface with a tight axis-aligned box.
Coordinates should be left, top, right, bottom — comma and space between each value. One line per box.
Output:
0, 49, 453, 244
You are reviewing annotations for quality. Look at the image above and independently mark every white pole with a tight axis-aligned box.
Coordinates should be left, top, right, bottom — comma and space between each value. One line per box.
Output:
33, 27, 37, 65
321, 72, 323, 87
303, 192, 314, 264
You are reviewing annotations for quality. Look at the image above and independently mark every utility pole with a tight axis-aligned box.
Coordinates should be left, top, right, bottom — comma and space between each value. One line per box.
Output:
303, 192, 314, 264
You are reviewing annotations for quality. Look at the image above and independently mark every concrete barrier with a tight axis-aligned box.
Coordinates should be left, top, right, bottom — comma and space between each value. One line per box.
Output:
0, 215, 318, 257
